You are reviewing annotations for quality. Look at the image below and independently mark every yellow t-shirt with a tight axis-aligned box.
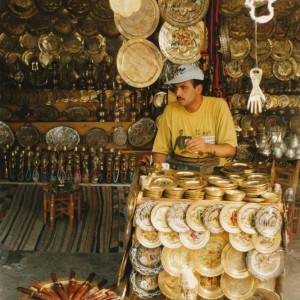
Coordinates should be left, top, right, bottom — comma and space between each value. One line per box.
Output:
152, 96, 237, 165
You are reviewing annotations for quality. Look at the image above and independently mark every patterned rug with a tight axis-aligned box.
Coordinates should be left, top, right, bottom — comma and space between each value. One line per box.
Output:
0, 185, 129, 253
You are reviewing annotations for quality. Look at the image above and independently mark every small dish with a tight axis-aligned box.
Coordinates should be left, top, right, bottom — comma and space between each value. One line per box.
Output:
204, 186, 225, 197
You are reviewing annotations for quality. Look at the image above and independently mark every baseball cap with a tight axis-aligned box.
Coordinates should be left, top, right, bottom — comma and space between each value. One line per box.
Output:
166, 64, 204, 84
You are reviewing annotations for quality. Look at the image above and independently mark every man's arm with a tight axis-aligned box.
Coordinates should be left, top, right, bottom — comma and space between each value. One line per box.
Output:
152, 152, 168, 163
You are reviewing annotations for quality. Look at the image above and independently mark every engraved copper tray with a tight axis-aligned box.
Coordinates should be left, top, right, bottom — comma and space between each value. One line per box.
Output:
117, 38, 163, 88
16, 125, 40, 148
33, 105, 59, 121
46, 126, 80, 150
65, 106, 90, 121
85, 128, 109, 149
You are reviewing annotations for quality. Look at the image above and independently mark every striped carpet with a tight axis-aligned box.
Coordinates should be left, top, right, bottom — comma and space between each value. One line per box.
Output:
0, 185, 129, 253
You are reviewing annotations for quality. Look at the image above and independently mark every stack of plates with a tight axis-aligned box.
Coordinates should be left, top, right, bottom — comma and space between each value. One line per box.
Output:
204, 186, 224, 200
173, 170, 201, 181
224, 189, 246, 201
210, 179, 239, 190
239, 180, 269, 200
143, 186, 164, 198
178, 179, 208, 190
227, 174, 245, 185
164, 187, 185, 199
183, 188, 205, 200
261, 191, 279, 203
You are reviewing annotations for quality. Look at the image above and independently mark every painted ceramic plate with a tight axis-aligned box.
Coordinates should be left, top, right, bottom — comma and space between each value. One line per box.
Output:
255, 206, 282, 237
203, 204, 225, 234
150, 202, 173, 233
237, 203, 261, 234
198, 275, 224, 299
219, 202, 243, 233
179, 229, 210, 250
221, 243, 249, 279
135, 200, 157, 231
192, 237, 227, 276
246, 249, 285, 281
229, 232, 255, 252
186, 200, 210, 232
166, 202, 190, 233
251, 288, 280, 300
135, 226, 161, 249
129, 242, 163, 275
161, 246, 193, 277
252, 232, 282, 254
158, 231, 182, 249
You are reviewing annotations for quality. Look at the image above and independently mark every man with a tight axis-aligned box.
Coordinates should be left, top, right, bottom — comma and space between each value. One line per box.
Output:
152, 64, 237, 165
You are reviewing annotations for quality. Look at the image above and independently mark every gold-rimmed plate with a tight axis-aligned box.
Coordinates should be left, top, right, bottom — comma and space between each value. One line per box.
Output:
221, 273, 258, 300
117, 38, 163, 88
158, 271, 181, 299
203, 204, 225, 234
179, 229, 210, 250
221, 243, 249, 279
173, 170, 200, 180
251, 288, 281, 300
192, 237, 227, 276
186, 200, 210, 232
197, 275, 224, 299
166, 202, 190, 233
158, 0, 210, 27
178, 179, 207, 190
85, 128, 109, 149
158, 231, 182, 249
161, 246, 193, 277
135, 226, 161, 249
237, 203, 260, 234
149, 176, 177, 189
229, 232, 254, 252
135, 200, 157, 232
219, 202, 243, 233
150, 202, 172, 233
252, 232, 282, 254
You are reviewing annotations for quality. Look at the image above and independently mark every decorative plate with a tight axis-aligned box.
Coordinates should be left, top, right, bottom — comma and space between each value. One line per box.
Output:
221, 243, 249, 279
220, 0, 245, 16
129, 270, 161, 299
117, 38, 163, 88
173, 170, 200, 180
259, 59, 274, 79
159, 21, 205, 64
255, 206, 282, 238
158, 231, 182, 249
85, 128, 109, 149
0, 106, 12, 121
198, 275, 224, 299
114, 0, 159, 39
7, 0, 38, 19
271, 39, 293, 61
252, 232, 282, 254
158, 270, 181, 299
221, 273, 258, 300
135, 226, 161, 249
179, 229, 210, 250
249, 39, 273, 61
38, 32, 62, 55
273, 57, 298, 81
150, 202, 172, 233
128, 117, 157, 147
160, 246, 193, 277
46, 126, 80, 150
227, 14, 253, 39
246, 249, 285, 281
229, 232, 254, 252
149, 175, 177, 189
63, 33, 84, 54
16, 126, 40, 148
112, 123, 128, 146
192, 237, 227, 276
0, 122, 15, 148
219, 202, 243, 233
166, 202, 190, 233
237, 203, 260, 234
251, 288, 281, 300
229, 38, 251, 60
65, 106, 90, 121
186, 200, 210, 232
129, 242, 163, 275
158, 0, 209, 26
84, 34, 106, 55
33, 105, 59, 121
130, 270, 161, 299
203, 204, 225, 234
36, 0, 62, 13
135, 200, 157, 232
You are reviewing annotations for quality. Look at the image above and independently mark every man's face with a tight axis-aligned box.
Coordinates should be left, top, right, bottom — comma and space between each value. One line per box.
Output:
174, 80, 202, 109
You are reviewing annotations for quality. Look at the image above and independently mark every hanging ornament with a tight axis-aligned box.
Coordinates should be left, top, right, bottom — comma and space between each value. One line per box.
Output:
245, 0, 276, 24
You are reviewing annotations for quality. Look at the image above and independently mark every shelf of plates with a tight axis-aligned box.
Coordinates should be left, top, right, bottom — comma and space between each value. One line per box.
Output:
123, 171, 286, 300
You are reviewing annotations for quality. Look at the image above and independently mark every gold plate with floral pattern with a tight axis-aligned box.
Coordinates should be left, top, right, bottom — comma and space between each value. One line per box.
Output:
158, 231, 182, 249
220, 0, 245, 16
159, 21, 205, 64
192, 237, 227, 276
229, 232, 254, 252
203, 204, 225, 234
158, 0, 210, 27
158, 271, 181, 299
166, 202, 190, 233
219, 202, 243, 234
179, 229, 210, 250
135, 226, 161, 248
252, 232, 282, 254
151, 202, 172, 233
251, 288, 280, 300
135, 200, 157, 232
237, 203, 260, 234
271, 39, 293, 61
186, 200, 210, 232
250, 39, 273, 61
273, 57, 298, 81
197, 275, 224, 299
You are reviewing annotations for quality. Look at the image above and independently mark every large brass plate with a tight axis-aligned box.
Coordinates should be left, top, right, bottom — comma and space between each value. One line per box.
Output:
219, 202, 243, 233
85, 128, 109, 149
158, 0, 209, 27
159, 21, 205, 64
198, 275, 224, 299
166, 202, 190, 233
16, 126, 40, 148
0, 121, 15, 148
158, 271, 181, 299
117, 38, 163, 88
46, 126, 80, 150
114, 0, 159, 39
